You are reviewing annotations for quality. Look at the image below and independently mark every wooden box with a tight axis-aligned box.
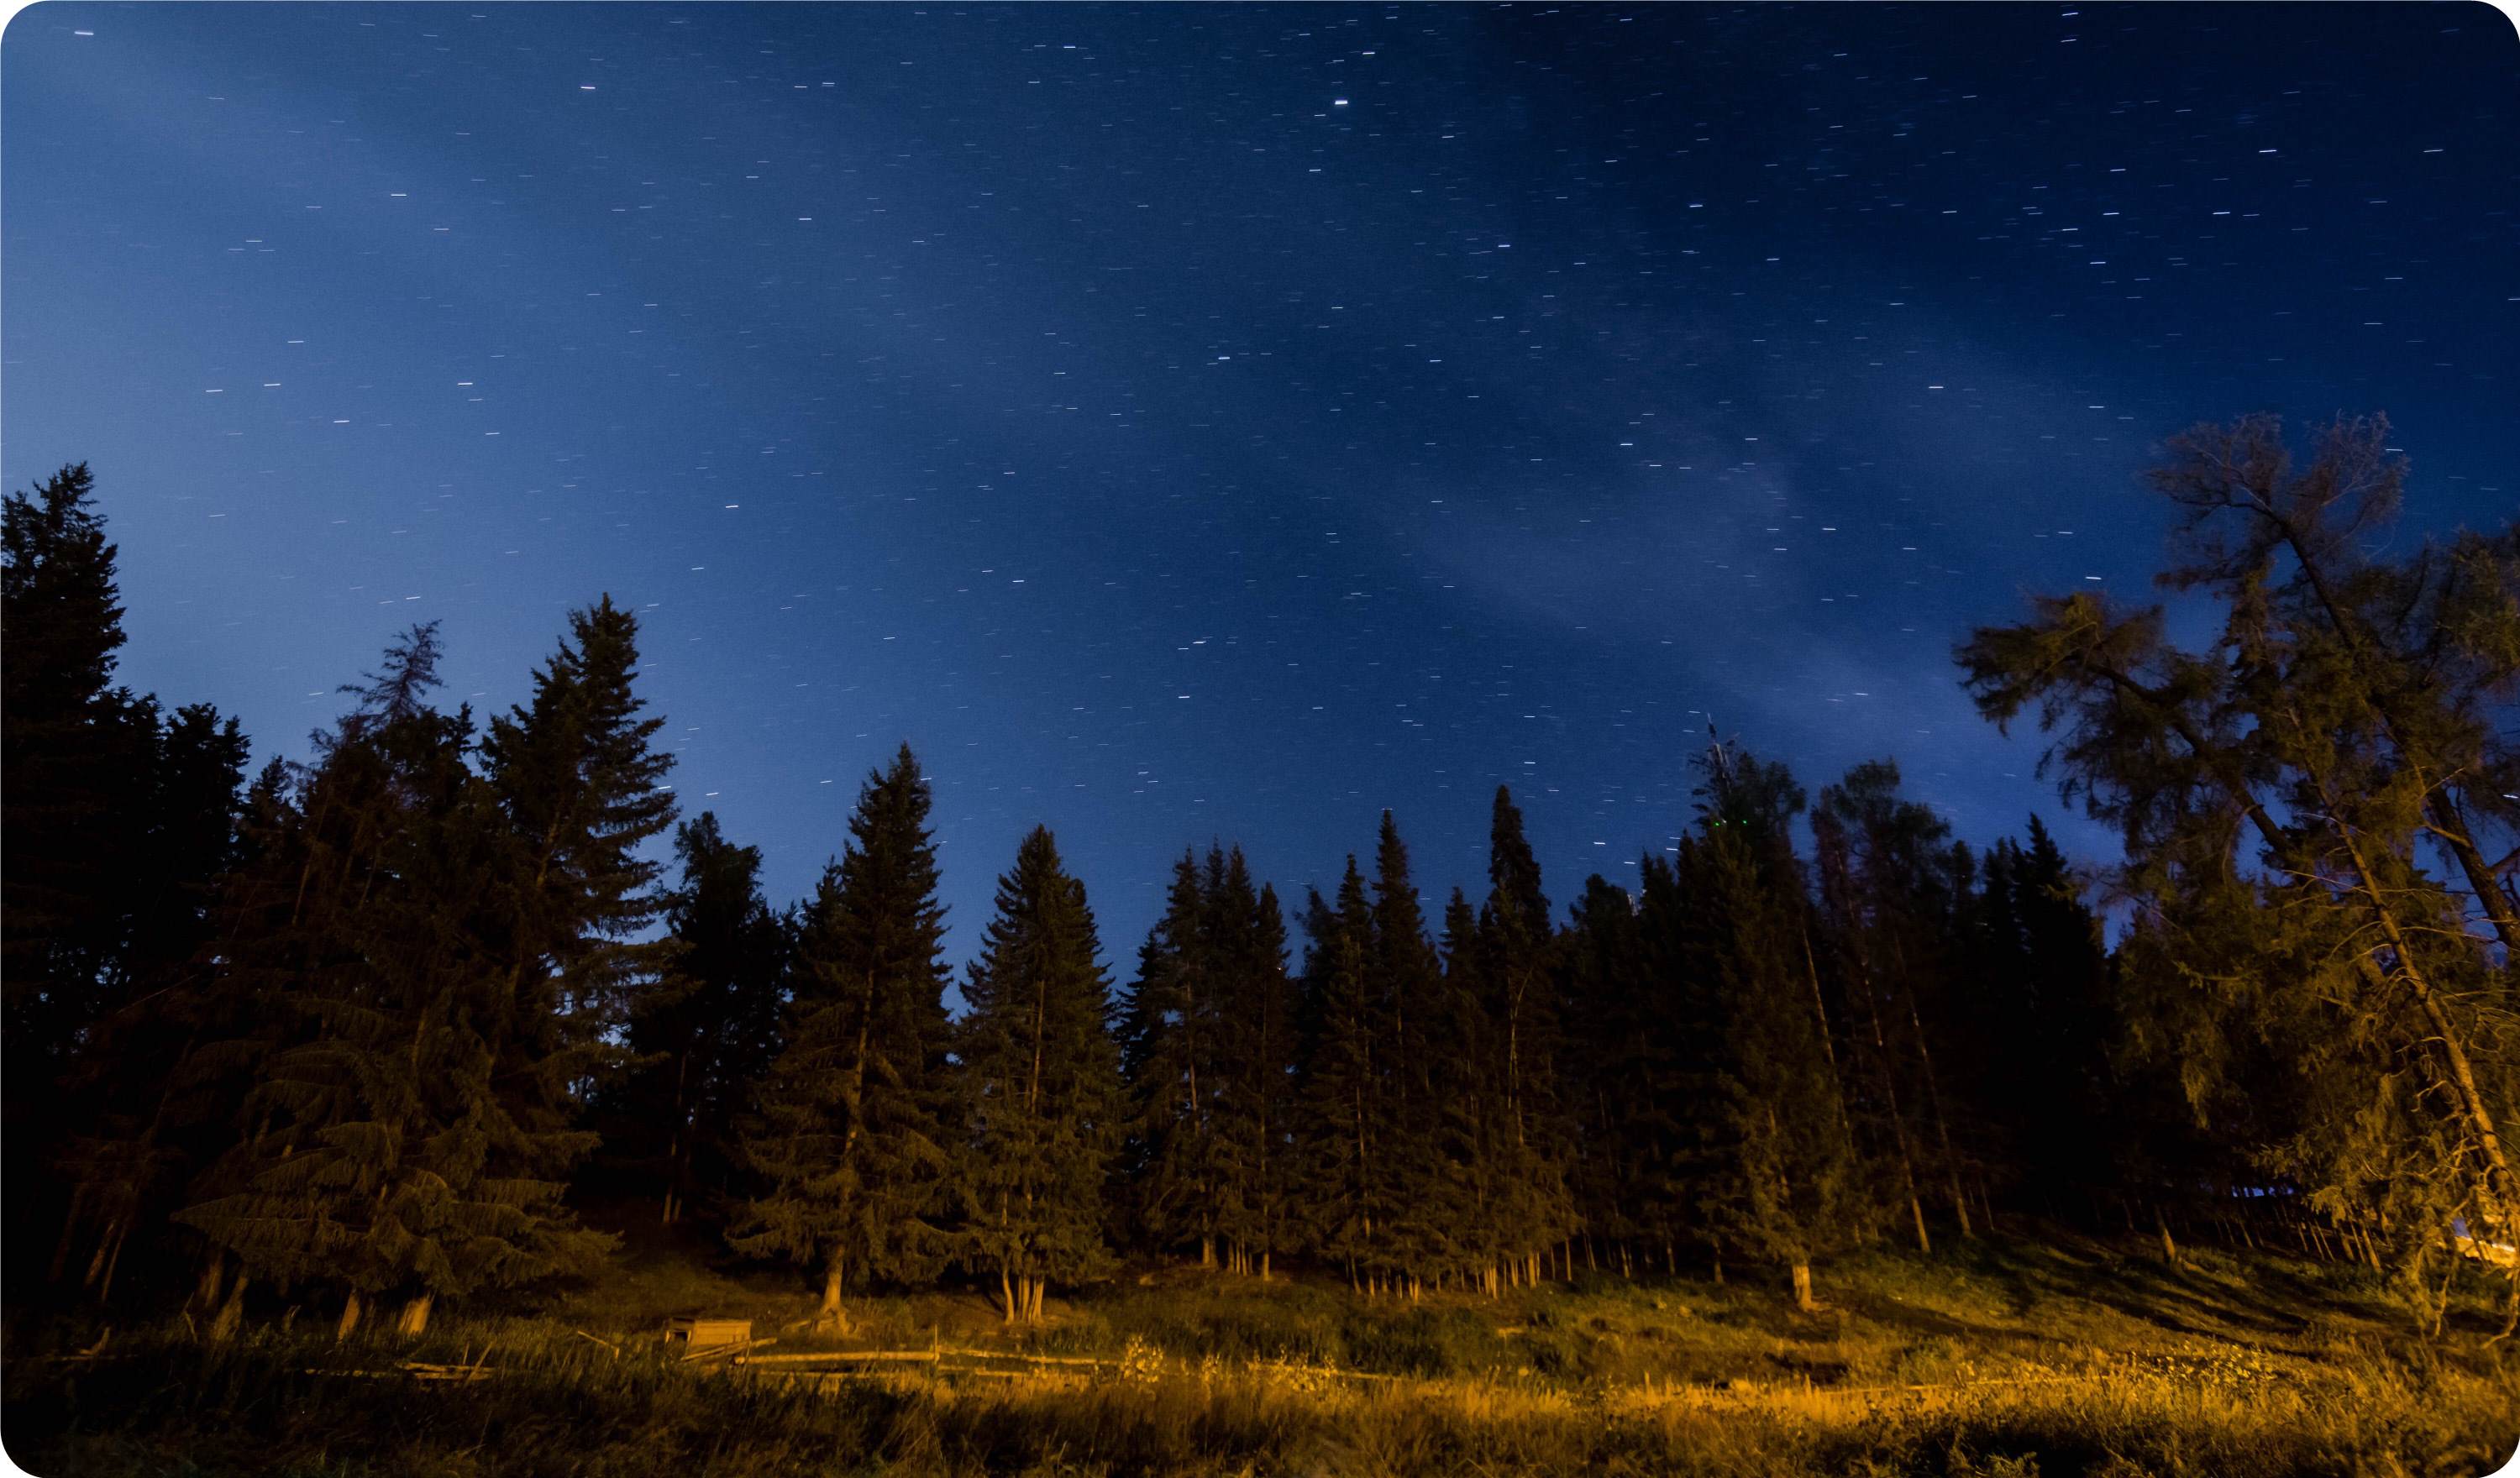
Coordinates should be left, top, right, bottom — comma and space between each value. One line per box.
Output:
663, 1317, 753, 1350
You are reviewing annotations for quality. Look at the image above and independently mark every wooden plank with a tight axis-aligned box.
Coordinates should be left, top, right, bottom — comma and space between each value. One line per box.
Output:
738, 1349, 940, 1365
936, 1347, 1117, 1368
680, 1334, 777, 1364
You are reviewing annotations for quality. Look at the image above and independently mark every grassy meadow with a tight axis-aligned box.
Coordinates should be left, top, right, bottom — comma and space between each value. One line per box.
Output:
8, 1217, 2518, 1477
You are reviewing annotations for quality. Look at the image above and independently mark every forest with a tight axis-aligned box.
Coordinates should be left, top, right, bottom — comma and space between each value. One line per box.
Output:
3, 415, 2516, 1477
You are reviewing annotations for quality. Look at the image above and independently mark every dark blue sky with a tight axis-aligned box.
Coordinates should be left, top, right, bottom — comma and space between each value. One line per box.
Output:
6, 3, 2514, 969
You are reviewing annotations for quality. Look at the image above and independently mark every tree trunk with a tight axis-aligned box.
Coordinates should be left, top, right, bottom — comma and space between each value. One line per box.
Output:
1886, 936, 1972, 1240
93, 1220, 129, 1305
1000, 1269, 1017, 1323
2428, 793, 2520, 959
81, 1219, 116, 1291
1850, 951, 1932, 1254
397, 1292, 433, 1337
210, 1276, 247, 1344
820, 1257, 848, 1329
1791, 1262, 1817, 1313
336, 1288, 363, 1342
2155, 1207, 2177, 1265
192, 1255, 229, 1319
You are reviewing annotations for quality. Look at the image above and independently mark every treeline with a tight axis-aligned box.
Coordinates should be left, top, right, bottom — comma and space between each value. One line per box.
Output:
3, 415, 2512, 1337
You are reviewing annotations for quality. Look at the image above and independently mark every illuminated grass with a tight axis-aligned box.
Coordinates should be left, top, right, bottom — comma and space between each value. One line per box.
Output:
9, 1229, 2517, 1476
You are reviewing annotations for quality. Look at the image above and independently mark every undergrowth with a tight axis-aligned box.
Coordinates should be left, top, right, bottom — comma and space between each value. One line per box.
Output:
8, 1226, 2517, 1476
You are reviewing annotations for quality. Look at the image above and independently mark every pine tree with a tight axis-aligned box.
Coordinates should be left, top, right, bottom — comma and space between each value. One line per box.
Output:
733, 746, 955, 1328
1953, 819, 2112, 1219
1366, 812, 1452, 1295
3, 465, 161, 1281
1431, 886, 1501, 1292
176, 626, 612, 1338
1624, 852, 1724, 1278
45, 703, 250, 1307
3, 464, 141, 1061
1559, 873, 1650, 1276
1292, 862, 1379, 1288
1478, 787, 1573, 1287
481, 595, 677, 1114
613, 813, 789, 1226
1, 467, 270, 1307
1119, 853, 1227, 1263
1209, 857, 1297, 1277
953, 825, 1121, 1323
1815, 762, 1979, 1242
1682, 820, 1865, 1312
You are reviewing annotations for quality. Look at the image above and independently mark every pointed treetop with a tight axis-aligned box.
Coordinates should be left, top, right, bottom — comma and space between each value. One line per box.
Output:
1488, 785, 1549, 936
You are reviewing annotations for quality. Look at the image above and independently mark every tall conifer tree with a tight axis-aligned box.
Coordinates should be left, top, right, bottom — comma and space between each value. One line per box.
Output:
1816, 762, 1979, 1240
734, 746, 954, 1327
1120, 853, 1228, 1263
614, 812, 789, 1225
1366, 813, 1450, 1292
1292, 862, 1379, 1288
953, 825, 1121, 1323
176, 626, 612, 1338
1682, 820, 1864, 1312
1479, 787, 1574, 1286
1960, 415, 2520, 1315
1210, 857, 1297, 1277
481, 595, 676, 1111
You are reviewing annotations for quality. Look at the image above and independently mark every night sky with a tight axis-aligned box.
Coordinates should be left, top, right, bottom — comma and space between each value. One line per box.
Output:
6, 3, 2514, 970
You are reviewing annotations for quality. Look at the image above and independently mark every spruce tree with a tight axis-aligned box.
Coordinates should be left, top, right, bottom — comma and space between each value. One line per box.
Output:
176, 626, 612, 1338
1119, 853, 1227, 1263
47, 704, 250, 1307
1432, 886, 1502, 1292
1210, 857, 1296, 1277
953, 825, 1121, 1323
1559, 873, 1651, 1276
1625, 852, 1723, 1277
3, 464, 141, 1064
614, 813, 789, 1225
1116, 843, 1295, 1275
1366, 812, 1451, 1295
3, 467, 253, 1308
3, 465, 165, 1290
1291, 862, 1380, 1289
733, 746, 955, 1327
1478, 787, 1574, 1286
1953, 820, 2112, 1219
481, 595, 677, 1108
1815, 762, 1979, 1240
1682, 820, 1865, 1312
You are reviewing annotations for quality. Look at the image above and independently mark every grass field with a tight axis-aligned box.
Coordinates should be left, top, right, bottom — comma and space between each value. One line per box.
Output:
8, 1219, 2517, 1476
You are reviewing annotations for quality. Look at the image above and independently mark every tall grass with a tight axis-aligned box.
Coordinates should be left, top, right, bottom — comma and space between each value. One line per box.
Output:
11, 1229, 2518, 1475
9, 1323, 2514, 1477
